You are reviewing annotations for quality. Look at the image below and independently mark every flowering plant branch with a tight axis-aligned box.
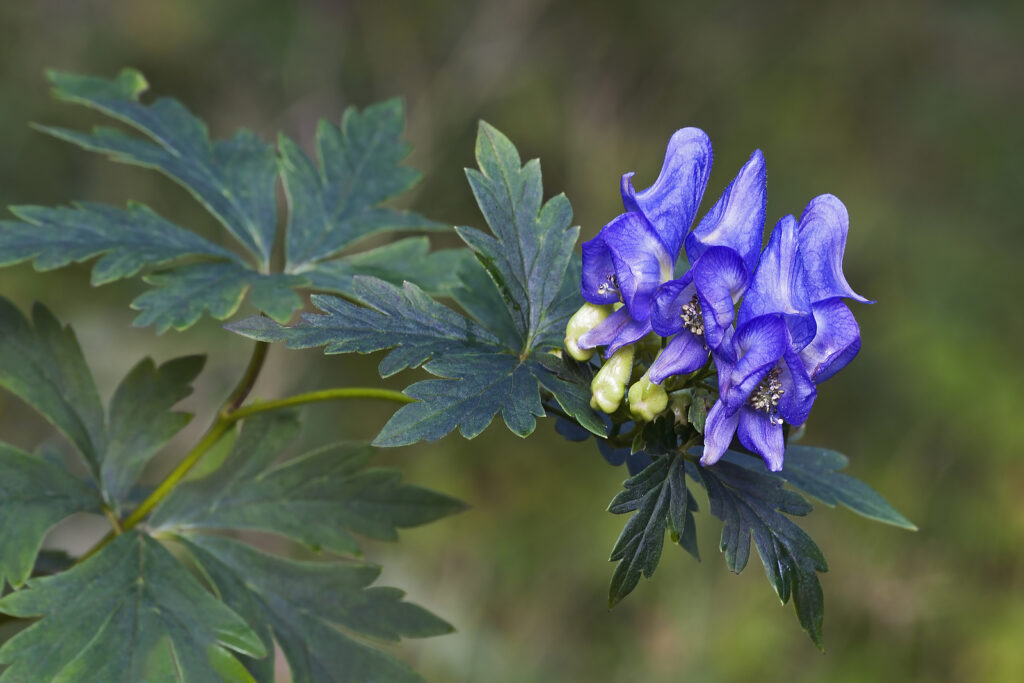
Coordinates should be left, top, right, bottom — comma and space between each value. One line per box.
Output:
0, 69, 913, 680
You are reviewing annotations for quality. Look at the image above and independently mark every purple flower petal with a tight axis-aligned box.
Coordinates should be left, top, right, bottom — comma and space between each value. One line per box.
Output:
685, 149, 766, 274
650, 273, 695, 336
621, 127, 713, 258
719, 314, 788, 408
580, 233, 620, 305
799, 298, 862, 382
648, 332, 708, 384
577, 306, 653, 357
737, 215, 816, 351
701, 399, 740, 467
778, 349, 817, 426
595, 212, 674, 320
737, 406, 785, 471
797, 194, 872, 304
691, 246, 748, 349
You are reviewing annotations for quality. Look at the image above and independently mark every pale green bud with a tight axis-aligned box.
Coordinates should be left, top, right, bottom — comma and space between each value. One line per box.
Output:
628, 371, 669, 422
564, 303, 613, 361
591, 345, 635, 413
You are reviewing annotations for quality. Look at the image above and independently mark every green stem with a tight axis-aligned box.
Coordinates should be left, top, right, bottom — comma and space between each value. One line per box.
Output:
77, 381, 413, 563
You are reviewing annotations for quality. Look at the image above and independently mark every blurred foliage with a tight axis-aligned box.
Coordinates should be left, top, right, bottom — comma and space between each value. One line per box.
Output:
0, 0, 1021, 681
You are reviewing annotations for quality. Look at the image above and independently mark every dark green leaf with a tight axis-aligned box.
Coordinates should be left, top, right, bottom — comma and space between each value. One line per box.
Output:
457, 121, 580, 350
0, 442, 101, 588
667, 457, 700, 560
151, 413, 466, 554
0, 531, 264, 682
229, 124, 601, 444
0, 202, 242, 285
303, 237, 471, 297
775, 446, 916, 530
278, 99, 447, 270
0, 298, 105, 471
2, 70, 455, 331
607, 456, 685, 607
181, 534, 452, 683
132, 263, 306, 332
696, 460, 828, 648
42, 68, 278, 264
103, 355, 205, 510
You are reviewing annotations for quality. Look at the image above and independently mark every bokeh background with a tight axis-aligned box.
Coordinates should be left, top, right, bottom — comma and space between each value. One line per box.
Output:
1, 1, 1021, 681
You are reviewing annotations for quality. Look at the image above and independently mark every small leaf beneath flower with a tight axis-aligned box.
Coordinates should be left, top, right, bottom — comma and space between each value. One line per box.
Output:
696, 459, 827, 649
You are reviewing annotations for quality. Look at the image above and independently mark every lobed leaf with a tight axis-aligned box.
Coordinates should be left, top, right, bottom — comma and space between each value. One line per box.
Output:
103, 355, 205, 510
0, 442, 101, 588
42, 68, 278, 264
151, 413, 466, 554
606, 455, 698, 606
695, 459, 828, 649
0, 531, 265, 682
0, 69, 457, 332
181, 534, 453, 683
0, 298, 105, 472
229, 123, 602, 444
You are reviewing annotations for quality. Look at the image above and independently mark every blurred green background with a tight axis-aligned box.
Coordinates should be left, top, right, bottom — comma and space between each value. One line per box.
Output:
1, 1, 1021, 681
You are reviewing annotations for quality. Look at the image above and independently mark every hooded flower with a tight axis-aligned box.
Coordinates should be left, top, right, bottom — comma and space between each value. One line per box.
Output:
645, 148, 767, 382
701, 196, 871, 471
579, 129, 768, 362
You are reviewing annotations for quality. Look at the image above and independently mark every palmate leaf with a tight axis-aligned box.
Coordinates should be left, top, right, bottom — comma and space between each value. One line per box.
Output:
181, 534, 453, 683
0, 69, 459, 332
606, 454, 699, 607
150, 413, 467, 554
0, 531, 265, 682
0, 297, 203, 514
229, 123, 603, 444
694, 459, 829, 649
0, 442, 101, 588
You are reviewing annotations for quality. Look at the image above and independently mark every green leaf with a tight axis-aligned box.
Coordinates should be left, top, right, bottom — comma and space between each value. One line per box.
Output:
181, 534, 453, 683
695, 460, 828, 649
132, 263, 306, 333
0, 69, 457, 331
0, 202, 243, 285
150, 413, 466, 554
458, 121, 580, 350
0, 298, 105, 472
0, 531, 265, 682
278, 99, 447, 270
103, 355, 205, 510
772, 446, 916, 530
228, 123, 602, 444
42, 68, 278, 264
606, 455, 693, 607
303, 237, 471, 296
0, 442, 101, 588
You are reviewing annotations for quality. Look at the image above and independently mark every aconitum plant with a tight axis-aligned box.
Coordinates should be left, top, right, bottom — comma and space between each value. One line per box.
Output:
0, 70, 913, 681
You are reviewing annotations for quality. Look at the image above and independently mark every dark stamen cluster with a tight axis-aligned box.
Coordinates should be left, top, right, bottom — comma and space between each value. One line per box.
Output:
748, 368, 785, 424
597, 273, 619, 296
680, 294, 704, 337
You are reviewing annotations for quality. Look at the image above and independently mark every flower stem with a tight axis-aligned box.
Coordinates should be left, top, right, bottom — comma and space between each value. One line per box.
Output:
75, 345, 414, 564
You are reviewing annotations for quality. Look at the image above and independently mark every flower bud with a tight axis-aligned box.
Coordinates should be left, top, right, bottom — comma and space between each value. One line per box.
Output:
590, 345, 635, 413
564, 303, 613, 361
628, 371, 669, 422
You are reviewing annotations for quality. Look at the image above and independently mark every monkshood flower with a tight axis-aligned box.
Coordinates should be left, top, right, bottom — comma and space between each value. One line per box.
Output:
701, 196, 871, 471
574, 128, 766, 362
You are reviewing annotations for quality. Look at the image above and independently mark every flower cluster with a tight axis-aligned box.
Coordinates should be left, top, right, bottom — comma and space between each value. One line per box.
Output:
565, 128, 870, 471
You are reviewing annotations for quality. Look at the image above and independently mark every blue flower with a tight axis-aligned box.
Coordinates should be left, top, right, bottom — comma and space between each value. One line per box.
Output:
701, 195, 871, 471
579, 128, 768, 362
